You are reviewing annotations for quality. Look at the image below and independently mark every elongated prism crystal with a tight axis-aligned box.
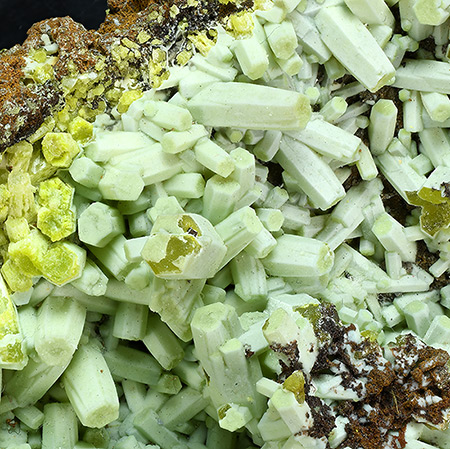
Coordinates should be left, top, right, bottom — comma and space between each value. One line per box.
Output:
286, 116, 361, 162
315, 4, 395, 92
421, 92, 450, 123
42, 403, 78, 449
276, 136, 345, 210
112, 302, 148, 341
13, 405, 44, 430
149, 277, 205, 342
192, 304, 265, 421
62, 343, 119, 428
215, 206, 263, 268
393, 59, 450, 94
85, 131, 153, 163
344, 0, 395, 27
158, 386, 209, 431
133, 408, 185, 449
145, 100, 193, 131
230, 251, 268, 302
413, 0, 450, 26
2, 356, 69, 412
264, 20, 298, 60
369, 99, 398, 155
187, 82, 311, 130
289, 11, 332, 64
104, 345, 161, 385
231, 35, 269, 80
262, 234, 334, 277
202, 176, 241, 225
143, 313, 185, 371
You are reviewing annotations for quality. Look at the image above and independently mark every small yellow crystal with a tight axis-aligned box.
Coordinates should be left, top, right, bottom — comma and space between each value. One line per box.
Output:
68, 116, 94, 143
4, 217, 29, 243
8, 230, 49, 276
187, 31, 216, 56
41, 132, 80, 167
407, 188, 450, 236
37, 177, 76, 242
283, 371, 305, 403
117, 90, 144, 114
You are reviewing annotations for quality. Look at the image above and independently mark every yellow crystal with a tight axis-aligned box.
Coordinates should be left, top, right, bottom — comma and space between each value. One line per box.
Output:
8, 230, 49, 276
68, 116, 94, 143
31, 48, 47, 63
283, 371, 305, 403
0, 184, 10, 223
137, 31, 151, 44
142, 213, 226, 279
227, 12, 254, 38
38, 177, 73, 210
37, 209, 76, 243
33, 64, 54, 83
149, 235, 202, 276
37, 177, 75, 242
6, 141, 33, 172
406, 187, 450, 237
4, 217, 29, 243
176, 50, 192, 66
41, 132, 81, 167
187, 31, 216, 56
40, 242, 86, 286
117, 89, 144, 114
0, 273, 27, 369
7, 170, 37, 223
1, 259, 33, 293
28, 116, 56, 144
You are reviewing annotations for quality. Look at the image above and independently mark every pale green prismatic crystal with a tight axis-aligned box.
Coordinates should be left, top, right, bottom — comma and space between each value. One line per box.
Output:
142, 213, 227, 279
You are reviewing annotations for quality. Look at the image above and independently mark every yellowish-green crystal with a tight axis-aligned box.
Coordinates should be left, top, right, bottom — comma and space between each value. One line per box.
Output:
149, 235, 202, 275
406, 187, 450, 236
0, 273, 27, 369
41, 132, 80, 167
0, 184, 10, 223
1, 259, 33, 293
37, 177, 76, 242
68, 116, 94, 143
7, 230, 49, 276
283, 371, 305, 404
5, 217, 29, 243
117, 90, 144, 114
7, 170, 36, 223
40, 242, 86, 286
